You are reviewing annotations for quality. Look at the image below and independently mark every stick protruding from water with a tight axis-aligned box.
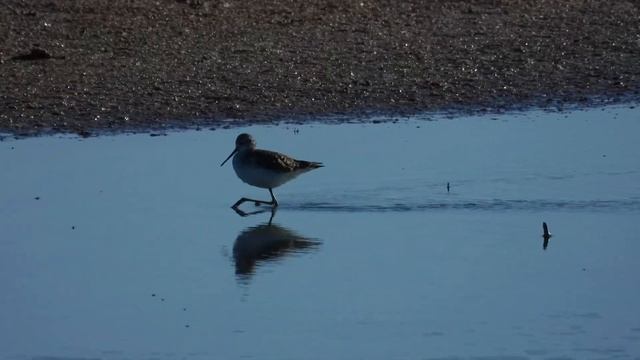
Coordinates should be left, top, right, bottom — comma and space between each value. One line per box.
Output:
542, 222, 552, 250
543, 222, 550, 237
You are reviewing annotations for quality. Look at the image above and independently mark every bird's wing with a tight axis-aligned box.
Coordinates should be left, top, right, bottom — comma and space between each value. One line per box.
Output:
251, 149, 299, 172
251, 150, 323, 172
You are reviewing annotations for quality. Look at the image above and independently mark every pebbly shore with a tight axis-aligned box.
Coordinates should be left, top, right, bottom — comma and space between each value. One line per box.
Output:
1, 0, 640, 136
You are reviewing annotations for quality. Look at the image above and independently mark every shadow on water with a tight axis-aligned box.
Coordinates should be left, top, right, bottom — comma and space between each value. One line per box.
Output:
231, 209, 321, 284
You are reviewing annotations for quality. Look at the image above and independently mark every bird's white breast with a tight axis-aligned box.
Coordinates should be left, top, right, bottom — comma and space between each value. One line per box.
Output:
232, 154, 300, 189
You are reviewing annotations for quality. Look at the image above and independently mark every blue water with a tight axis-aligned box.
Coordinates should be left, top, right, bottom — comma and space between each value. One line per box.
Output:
1, 105, 639, 360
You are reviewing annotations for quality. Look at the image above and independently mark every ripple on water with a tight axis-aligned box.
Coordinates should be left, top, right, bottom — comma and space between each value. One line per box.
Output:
284, 198, 640, 213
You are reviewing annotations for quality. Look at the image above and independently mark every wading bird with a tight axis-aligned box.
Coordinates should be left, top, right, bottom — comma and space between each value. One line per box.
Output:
221, 133, 323, 208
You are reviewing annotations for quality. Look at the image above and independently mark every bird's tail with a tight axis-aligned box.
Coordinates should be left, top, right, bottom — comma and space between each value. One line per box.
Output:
297, 161, 324, 170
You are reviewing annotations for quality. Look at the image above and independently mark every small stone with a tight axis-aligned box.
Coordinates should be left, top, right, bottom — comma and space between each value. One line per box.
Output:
11, 48, 53, 61
77, 130, 91, 138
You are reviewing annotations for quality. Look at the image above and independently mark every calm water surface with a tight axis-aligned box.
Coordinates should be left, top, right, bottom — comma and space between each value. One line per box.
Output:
1, 106, 639, 360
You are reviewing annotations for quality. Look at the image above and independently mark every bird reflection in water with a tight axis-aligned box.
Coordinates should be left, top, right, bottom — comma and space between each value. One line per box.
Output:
232, 209, 321, 283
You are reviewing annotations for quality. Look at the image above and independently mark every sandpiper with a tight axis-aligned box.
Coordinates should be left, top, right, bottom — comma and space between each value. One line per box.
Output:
221, 133, 323, 208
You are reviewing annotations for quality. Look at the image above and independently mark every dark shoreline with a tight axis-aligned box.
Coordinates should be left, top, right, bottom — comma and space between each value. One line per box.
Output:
3, 95, 636, 141
2, 0, 640, 137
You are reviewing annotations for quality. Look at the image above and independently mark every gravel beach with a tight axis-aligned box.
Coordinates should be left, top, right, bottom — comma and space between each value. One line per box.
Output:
1, 0, 640, 136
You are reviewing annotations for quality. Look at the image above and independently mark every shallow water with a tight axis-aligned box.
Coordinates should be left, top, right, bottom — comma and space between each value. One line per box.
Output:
1, 105, 640, 360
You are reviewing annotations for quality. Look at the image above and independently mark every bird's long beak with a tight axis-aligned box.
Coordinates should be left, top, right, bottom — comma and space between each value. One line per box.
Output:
220, 148, 237, 167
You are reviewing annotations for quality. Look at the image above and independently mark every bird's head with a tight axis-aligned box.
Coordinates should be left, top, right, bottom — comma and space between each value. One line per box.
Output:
221, 133, 256, 166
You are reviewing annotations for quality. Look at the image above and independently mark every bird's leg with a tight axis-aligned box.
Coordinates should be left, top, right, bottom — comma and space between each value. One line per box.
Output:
231, 205, 273, 218
231, 189, 278, 209
268, 188, 279, 208
231, 206, 251, 217
232, 197, 272, 209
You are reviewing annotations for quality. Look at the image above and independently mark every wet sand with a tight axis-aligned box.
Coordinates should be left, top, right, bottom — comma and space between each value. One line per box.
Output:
1, 0, 640, 136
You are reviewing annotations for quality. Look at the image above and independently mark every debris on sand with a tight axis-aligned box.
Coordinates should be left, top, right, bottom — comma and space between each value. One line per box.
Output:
11, 47, 53, 61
